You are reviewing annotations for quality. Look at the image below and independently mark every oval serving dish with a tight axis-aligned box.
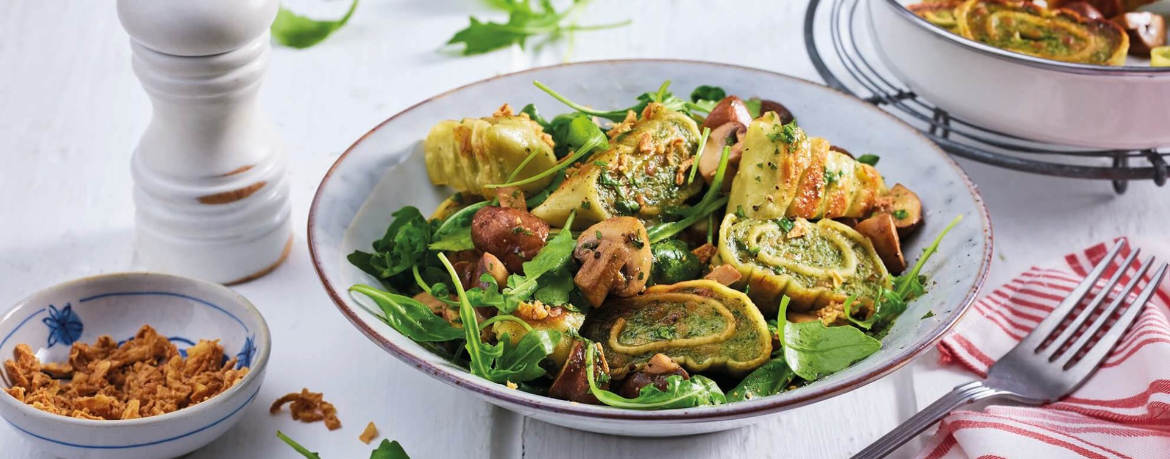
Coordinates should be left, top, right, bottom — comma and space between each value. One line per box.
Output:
869, 0, 1170, 150
0, 272, 270, 459
308, 60, 993, 437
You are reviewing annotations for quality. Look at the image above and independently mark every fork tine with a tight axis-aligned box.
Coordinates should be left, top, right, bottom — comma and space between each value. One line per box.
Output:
1058, 259, 1162, 373
1018, 241, 1126, 352
1039, 248, 1140, 360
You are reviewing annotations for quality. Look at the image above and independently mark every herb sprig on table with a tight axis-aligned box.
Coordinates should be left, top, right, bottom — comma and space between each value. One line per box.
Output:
447, 0, 631, 56
278, 431, 411, 459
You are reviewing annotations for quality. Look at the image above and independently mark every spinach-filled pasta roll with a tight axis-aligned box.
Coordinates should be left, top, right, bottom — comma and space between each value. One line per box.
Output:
424, 107, 559, 199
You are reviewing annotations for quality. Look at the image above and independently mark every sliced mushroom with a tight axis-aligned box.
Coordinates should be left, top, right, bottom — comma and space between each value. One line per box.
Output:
1115, 12, 1166, 56
701, 96, 753, 130
615, 353, 690, 398
470, 252, 509, 290
699, 122, 746, 190
572, 217, 652, 307
549, 341, 610, 404
703, 264, 743, 286
471, 206, 550, 272
855, 213, 907, 274
884, 183, 924, 237
757, 99, 796, 124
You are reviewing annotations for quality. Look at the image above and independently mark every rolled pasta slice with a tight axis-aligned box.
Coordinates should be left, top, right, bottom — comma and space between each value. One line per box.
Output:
531, 103, 703, 228
579, 280, 772, 378
423, 107, 558, 199
727, 112, 888, 221
717, 214, 891, 315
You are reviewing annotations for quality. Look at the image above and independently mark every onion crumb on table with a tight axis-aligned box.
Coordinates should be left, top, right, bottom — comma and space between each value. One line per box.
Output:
359, 421, 379, 444
270, 388, 342, 430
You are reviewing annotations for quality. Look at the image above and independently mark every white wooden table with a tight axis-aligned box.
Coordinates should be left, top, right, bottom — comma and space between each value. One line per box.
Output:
2, 1, 1167, 458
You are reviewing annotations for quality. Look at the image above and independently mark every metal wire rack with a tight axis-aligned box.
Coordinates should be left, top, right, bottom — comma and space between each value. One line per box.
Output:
802, 0, 1168, 194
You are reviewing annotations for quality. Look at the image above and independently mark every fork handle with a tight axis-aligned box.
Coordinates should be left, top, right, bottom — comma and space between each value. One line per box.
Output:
851, 381, 1009, 459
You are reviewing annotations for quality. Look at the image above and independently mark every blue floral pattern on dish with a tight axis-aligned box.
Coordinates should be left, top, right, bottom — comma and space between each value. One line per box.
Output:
235, 335, 256, 369
42, 303, 83, 348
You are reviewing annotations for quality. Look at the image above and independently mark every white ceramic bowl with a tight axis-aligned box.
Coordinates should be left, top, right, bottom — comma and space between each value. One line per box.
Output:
308, 60, 993, 437
869, 0, 1170, 150
0, 272, 270, 459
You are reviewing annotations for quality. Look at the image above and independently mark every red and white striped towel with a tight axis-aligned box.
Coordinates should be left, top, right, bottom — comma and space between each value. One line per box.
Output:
917, 238, 1170, 459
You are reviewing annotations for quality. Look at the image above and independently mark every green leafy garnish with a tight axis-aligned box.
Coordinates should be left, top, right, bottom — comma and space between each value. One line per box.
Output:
853, 215, 962, 331
856, 154, 880, 166
438, 253, 561, 384
534, 80, 690, 122
778, 296, 882, 381
547, 113, 609, 159
686, 85, 727, 113
349, 285, 463, 342
727, 357, 796, 402
271, 0, 359, 49
767, 121, 800, 144
486, 137, 605, 189
446, 0, 630, 56
647, 145, 732, 243
501, 212, 578, 308
348, 207, 431, 282
687, 127, 711, 185
892, 209, 909, 220
584, 343, 726, 409
429, 201, 490, 252
278, 431, 411, 459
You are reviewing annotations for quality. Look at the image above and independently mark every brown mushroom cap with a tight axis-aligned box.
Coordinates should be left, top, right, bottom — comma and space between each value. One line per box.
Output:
1115, 12, 1166, 56
701, 96, 753, 131
855, 213, 907, 274
757, 99, 796, 124
699, 122, 746, 190
572, 217, 652, 307
548, 341, 610, 404
470, 206, 550, 273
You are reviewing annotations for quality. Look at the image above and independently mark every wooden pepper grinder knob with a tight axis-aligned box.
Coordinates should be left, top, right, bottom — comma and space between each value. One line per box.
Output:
117, 0, 293, 284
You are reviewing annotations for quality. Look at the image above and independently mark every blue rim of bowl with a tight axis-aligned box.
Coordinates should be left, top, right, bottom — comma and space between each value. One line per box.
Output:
879, 0, 1170, 76
0, 272, 271, 432
307, 59, 994, 422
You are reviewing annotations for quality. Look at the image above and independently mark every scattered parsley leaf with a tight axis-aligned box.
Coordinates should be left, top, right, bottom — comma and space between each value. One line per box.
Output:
271, 0, 359, 49
856, 154, 880, 166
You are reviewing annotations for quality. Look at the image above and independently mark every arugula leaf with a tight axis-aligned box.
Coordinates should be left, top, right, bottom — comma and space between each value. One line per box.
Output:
438, 253, 560, 384
547, 113, 609, 158
534, 80, 689, 122
349, 206, 431, 283
370, 440, 412, 459
429, 201, 490, 251
584, 344, 726, 409
349, 285, 463, 342
277, 431, 322, 459
646, 145, 732, 243
486, 136, 605, 189
727, 357, 796, 402
856, 154, 880, 166
494, 330, 562, 382
278, 431, 412, 459
520, 103, 550, 128
500, 212, 577, 308
271, 0, 359, 49
778, 296, 882, 381
447, 0, 629, 56
855, 215, 963, 331
686, 127, 711, 185
743, 98, 763, 118
690, 85, 727, 103
533, 267, 575, 305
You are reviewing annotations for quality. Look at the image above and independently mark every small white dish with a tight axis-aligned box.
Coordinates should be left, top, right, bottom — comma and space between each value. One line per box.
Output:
868, 0, 1170, 150
0, 272, 270, 459
308, 60, 993, 437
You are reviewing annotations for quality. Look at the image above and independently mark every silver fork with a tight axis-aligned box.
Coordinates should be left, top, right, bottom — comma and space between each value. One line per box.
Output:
853, 242, 1169, 459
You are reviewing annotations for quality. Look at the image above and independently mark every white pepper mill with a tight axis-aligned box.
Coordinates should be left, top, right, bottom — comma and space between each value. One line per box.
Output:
117, 0, 293, 284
